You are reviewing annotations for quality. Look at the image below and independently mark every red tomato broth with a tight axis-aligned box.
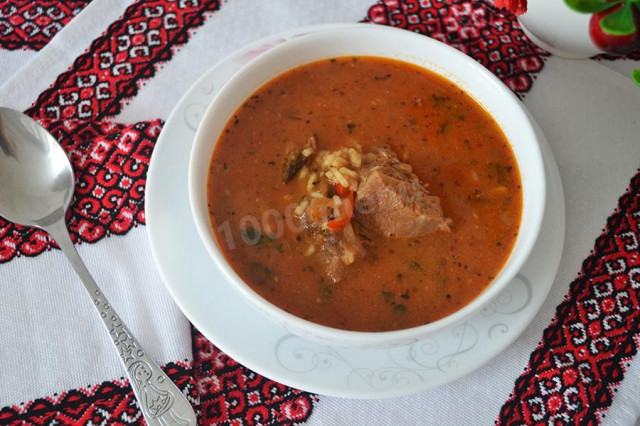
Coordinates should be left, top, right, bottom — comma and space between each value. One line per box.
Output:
207, 57, 522, 332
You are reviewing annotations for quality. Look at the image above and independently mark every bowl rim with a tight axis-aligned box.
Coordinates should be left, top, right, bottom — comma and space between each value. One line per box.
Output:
188, 23, 546, 347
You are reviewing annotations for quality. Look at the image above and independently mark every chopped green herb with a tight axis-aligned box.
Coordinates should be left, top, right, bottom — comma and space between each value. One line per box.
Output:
432, 94, 447, 106
374, 74, 392, 80
463, 139, 471, 149
409, 261, 422, 271
276, 242, 284, 253
382, 291, 394, 301
323, 286, 332, 297
346, 123, 356, 134
487, 162, 509, 183
394, 304, 407, 313
240, 227, 261, 245
249, 262, 272, 284
437, 120, 449, 135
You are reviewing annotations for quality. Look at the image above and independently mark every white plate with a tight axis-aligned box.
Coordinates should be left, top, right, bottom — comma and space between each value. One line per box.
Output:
146, 24, 566, 399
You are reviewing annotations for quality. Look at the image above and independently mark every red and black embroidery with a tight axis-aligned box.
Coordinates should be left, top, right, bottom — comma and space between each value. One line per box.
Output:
0, 361, 196, 425
498, 170, 640, 425
25, 0, 220, 121
0, 0, 91, 50
367, 0, 550, 98
192, 327, 318, 425
0, 329, 318, 426
594, 50, 640, 60
0, 119, 161, 263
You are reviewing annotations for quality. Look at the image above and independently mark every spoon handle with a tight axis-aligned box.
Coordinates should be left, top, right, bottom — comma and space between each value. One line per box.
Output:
47, 220, 197, 426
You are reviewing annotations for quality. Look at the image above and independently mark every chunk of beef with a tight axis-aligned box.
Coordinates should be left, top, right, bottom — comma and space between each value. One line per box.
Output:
319, 223, 364, 282
355, 146, 450, 238
301, 197, 364, 282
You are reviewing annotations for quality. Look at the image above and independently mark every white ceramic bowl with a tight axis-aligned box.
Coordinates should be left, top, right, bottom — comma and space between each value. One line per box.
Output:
189, 24, 546, 349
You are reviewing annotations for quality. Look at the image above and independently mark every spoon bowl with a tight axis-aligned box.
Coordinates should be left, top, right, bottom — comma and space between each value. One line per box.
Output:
0, 107, 196, 426
0, 107, 74, 227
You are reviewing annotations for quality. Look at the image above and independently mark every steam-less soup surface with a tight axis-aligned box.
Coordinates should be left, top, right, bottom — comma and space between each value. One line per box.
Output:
208, 57, 522, 332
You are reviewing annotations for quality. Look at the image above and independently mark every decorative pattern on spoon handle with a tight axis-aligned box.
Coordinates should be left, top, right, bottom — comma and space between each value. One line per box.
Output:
46, 219, 196, 426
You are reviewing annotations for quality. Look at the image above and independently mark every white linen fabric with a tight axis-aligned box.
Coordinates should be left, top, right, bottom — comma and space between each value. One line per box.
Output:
0, 228, 192, 404
1, 0, 639, 425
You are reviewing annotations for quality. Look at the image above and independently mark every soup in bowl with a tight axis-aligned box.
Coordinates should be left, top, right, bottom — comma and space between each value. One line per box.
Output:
189, 25, 545, 348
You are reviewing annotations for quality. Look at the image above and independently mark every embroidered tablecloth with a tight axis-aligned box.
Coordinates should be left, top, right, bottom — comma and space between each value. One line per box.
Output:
1, 1, 639, 424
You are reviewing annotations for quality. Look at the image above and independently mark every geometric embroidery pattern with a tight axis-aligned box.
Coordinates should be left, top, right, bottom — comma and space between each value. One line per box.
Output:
0, 0, 92, 50
0, 361, 197, 425
0, 119, 162, 263
192, 328, 318, 425
367, 0, 550, 98
25, 0, 220, 121
498, 170, 640, 425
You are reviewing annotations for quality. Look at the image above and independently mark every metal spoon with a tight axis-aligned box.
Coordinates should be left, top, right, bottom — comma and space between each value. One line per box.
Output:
0, 107, 196, 426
